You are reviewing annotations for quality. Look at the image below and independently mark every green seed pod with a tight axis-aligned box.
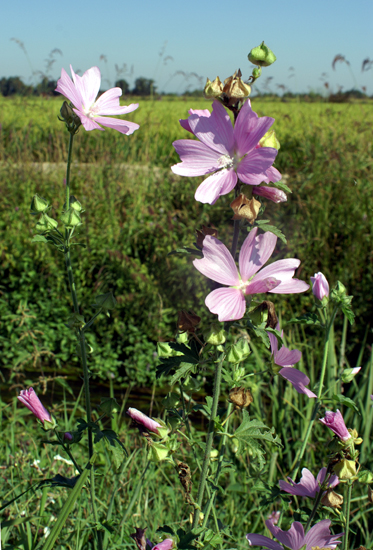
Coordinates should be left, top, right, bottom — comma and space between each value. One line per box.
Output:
248, 42, 277, 67
30, 194, 49, 215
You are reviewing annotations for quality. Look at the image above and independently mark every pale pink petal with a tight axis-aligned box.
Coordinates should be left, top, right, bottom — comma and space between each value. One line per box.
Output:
238, 172, 270, 186
189, 100, 234, 155
153, 539, 174, 550
71, 65, 101, 108
266, 520, 305, 550
279, 468, 318, 498
235, 114, 275, 156
254, 185, 287, 203
127, 408, 161, 433
252, 259, 302, 289
274, 346, 302, 367
270, 279, 310, 294
245, 277, 281, 295
180, 108, 211, 133
246, 533, 283, 550
193, 235, 239, 286
205, 287, 246, 321
304, 520, 343, 550
262, 166, 282, 183
238, 147, 278, 179
239, 229, 277, 282
95, 88, 139, 115
171, 140, 221, 176
55, 68, 83, 109
94, 116, 140, 135
195, 169, 237, 204
73, 109, 104, 131
279, 368, 317, 398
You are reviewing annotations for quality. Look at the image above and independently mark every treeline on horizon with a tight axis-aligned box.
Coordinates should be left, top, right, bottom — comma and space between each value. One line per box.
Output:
0, 74, 371, 102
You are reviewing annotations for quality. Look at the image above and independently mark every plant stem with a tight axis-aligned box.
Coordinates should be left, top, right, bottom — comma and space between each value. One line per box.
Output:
343, 482, 353, 550
122, 459, 151, 523
192, 352, 225, 529
292, 306, 339, 479
305, 485, 324, 531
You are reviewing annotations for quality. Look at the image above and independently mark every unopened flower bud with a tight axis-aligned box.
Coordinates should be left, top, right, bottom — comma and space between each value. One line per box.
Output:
320, 410, 351, 442
333, 458, 357, 480
230, 194, 261, 223
254, 185, 287, 204
321, 489, 343, 509
93, 292, 117, 310
229, 387, 253, 408
59, 101, 82, 130
341, 367, 361, 383
35, 213, 58, 232
248, 42, 277, 67
64, 432, 73, 441
310, 272, 329, 301
203, 323, 226, 345
251, 67, 262, 80
204, 76, 223, 98
30, 194, 49, 215
70, 196, 83, 212
60, 207, 82, 228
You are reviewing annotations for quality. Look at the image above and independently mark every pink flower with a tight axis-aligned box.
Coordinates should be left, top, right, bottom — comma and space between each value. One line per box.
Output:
171, 100, 281, 205
319, 410, 351, 441
193, 227, 309, 322
153, 540, 174, 550
127, 408, 161, 434
310, 272, 329, 300
246, 519, 343, 550
18, 388, 52, 424
56, 65, 139, 135
279, 467, 339, 498
267, 323, 316, 398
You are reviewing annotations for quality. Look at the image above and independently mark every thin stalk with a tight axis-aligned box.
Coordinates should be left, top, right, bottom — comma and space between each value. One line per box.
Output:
201, 402, 233, 529
90, 467, 103, 550
55, 430, 82, 474
192, 352, 225, 529
292, 306, 339, 479
343, 482, 353, 550
122, 459, 151, 523
305, 486, 324, 531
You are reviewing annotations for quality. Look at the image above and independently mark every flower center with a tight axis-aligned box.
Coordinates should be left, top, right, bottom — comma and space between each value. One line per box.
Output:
83, 102, 99, 118
217, 154, 236, 170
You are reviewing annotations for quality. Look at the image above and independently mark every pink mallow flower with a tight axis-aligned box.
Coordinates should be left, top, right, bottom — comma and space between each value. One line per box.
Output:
320, 410, 351, 442
193, 227, 309, 322
279, 467, 339, 498
127, 407, 161, 434
152, 540, 174, 550
56, 65, 139, 135
310, 272, 329, 300
171, 100, 281, 205
246, 519, 343, 550
267, 323, 316, 398
18, 388, 52, 424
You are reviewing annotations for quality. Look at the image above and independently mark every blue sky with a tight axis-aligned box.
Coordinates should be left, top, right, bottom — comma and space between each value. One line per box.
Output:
1, 0, 372, 94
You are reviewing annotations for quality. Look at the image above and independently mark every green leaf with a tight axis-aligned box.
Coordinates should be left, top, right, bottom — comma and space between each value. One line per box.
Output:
275, 181, 292, 193
227, 339, 250, 363
31, 235, 49, 243
255, 221, 287, 244
233, 411, 282, 469
170, 363, 197, 385
340, 303, 355, 325
247, 320, 270, 347
288, 313, 322, 326
332, 394, 360, 415
156, 342, 200, 378
168, 246, 202, 258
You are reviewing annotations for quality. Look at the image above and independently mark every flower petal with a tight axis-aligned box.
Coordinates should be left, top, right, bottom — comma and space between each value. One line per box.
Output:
279, 468, 318, 498
189, 100, 234, 155
304, 520, 343, 550
180, 108, 211, 133
246, 533, 283, 550
239, 229, 277, 282
193, 236, 239, 286
266, 520, 305, 550
71, 65, 101, 108
279, 368, 317, 398
262, 166, 282, 184
205, 287, 246, 321
195, 169, 237, 204
252, 259, 309, 294
94, 116, 140, 135
95, 88, 139, 115
238, 147, 278, 180
171, 140, 221, 176
235, 103, 275, 156
274, 346, 302, 367
55, 68, 83, 109
245, 277, 281, 295
73, 109, 104, 131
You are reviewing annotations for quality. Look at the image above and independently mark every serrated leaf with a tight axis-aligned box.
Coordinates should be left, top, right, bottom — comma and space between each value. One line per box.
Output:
288, 313, 322, 326
234, 411, 282, 467
247, 320, 270, 347
255, 221, 287, 244
332, 394, 360, 414
156, 342, 200, 378
341, 304, 355, 325
170, 363, 197, 385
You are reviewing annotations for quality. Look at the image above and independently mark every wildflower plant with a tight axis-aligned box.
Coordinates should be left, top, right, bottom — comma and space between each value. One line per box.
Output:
6, 45, 371, 550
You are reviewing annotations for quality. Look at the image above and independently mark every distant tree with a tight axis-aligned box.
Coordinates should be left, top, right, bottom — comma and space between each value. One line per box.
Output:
132, 77, 156, 96
34, 77, 58, 96
183, 88, 203, 97
0, 76, 31, 96
115, 79, 129, 95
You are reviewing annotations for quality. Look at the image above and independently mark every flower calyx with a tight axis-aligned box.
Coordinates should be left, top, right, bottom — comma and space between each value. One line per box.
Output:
59, 101, 82, 134
30, 194, 49, 215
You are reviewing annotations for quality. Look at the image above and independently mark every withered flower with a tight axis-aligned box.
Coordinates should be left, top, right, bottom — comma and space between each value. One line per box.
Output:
177, 311, 201, 333
229, 387, 253, 408
230, 194, 261, 224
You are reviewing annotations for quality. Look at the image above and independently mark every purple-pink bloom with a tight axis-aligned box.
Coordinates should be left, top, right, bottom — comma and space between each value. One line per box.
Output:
127, 407, 161, 434
56, 66, 139, 135
319, 410, 351, 441
171, 100, 281, 205
193, 227, 309, 322
279, 467, 339, 498
268, 324, 316, 398
246, 519, 343, 550
310, 272, 329, 300
152, 540, 174, 550
18, 388, 52, 424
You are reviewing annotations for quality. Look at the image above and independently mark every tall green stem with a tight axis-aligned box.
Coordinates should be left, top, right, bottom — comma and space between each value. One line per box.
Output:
292, 306, 338, 479
305, 483, 324, 531
343, 482, 353, 550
